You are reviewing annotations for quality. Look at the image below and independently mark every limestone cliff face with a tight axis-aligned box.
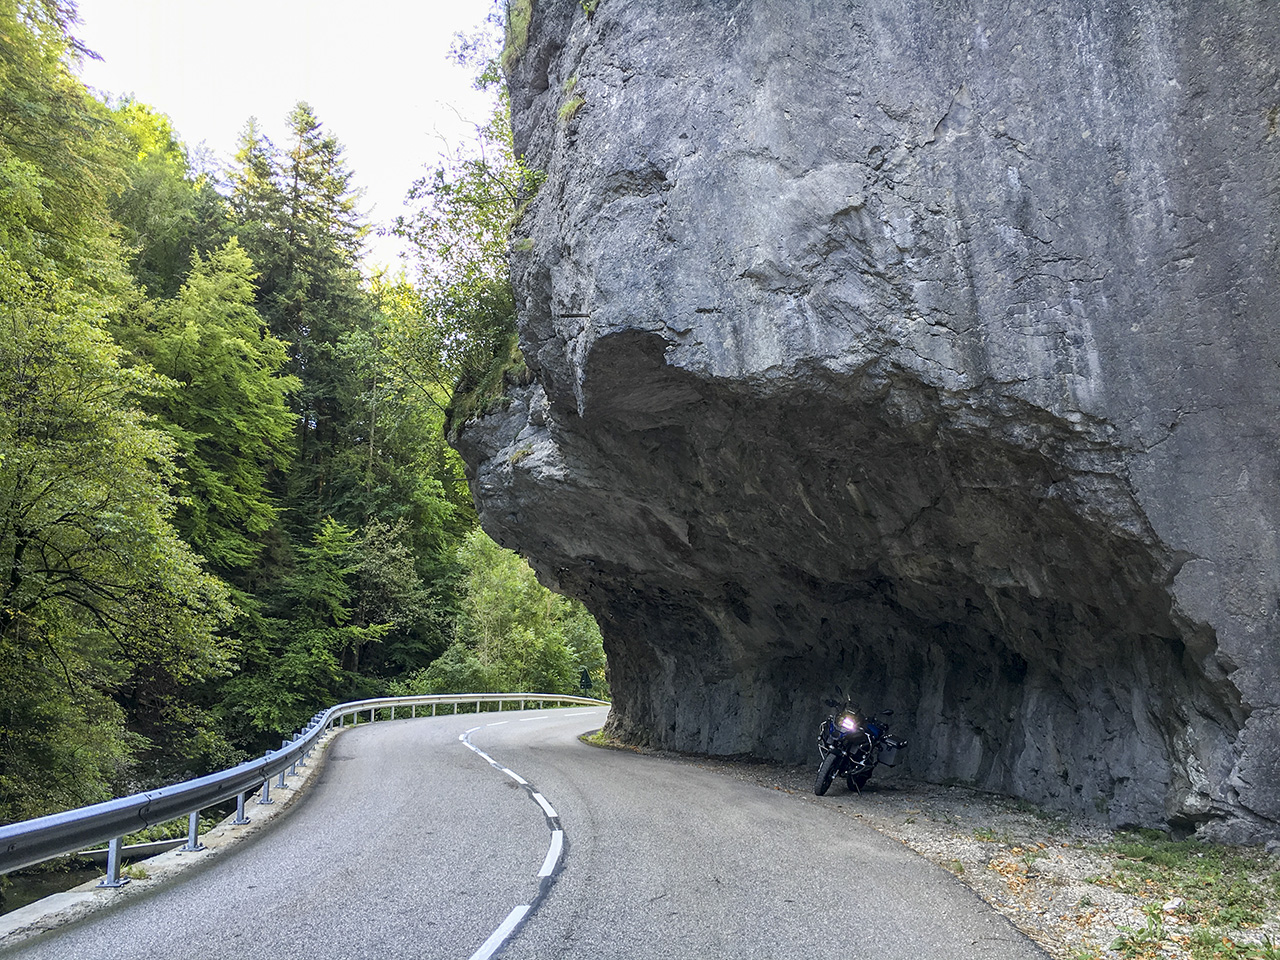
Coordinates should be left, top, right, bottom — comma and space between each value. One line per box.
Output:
460, 0, 1280, 839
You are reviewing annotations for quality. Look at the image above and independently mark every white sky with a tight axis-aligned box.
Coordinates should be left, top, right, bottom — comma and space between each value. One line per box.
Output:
74, 0, 500, 272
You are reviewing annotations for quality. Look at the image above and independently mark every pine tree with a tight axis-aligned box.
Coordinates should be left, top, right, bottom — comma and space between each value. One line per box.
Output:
113, 239, 299, 577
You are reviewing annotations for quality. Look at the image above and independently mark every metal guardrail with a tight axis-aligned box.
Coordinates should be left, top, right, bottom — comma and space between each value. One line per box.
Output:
0, 692, 609, 884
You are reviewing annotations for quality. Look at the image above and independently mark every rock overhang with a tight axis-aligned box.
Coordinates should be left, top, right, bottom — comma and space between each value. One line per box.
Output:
461, 0, 1280, 840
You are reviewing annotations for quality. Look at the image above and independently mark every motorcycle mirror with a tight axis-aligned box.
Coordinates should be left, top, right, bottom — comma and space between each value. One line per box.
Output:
835, 685, 844, 699
882, 709, 894, 716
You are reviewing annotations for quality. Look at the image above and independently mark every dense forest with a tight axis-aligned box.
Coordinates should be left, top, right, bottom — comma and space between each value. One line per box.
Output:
0, 0, 604, 827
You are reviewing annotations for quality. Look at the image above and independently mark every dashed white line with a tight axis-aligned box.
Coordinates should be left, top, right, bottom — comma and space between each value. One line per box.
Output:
538, 830, 564, 878
468, 904, 530, 960
460, 710, 585, 959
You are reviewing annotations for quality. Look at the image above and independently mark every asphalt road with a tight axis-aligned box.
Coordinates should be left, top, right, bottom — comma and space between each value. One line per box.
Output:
1, 709, 1047, 959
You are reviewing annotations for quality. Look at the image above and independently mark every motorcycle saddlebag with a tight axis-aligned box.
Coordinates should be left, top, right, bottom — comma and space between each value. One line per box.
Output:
878, 739, 904, 767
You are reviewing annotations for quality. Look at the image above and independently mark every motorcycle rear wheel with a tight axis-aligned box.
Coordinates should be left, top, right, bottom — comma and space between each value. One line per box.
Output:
846, 770, 872, 791
845, 747, 874, 792
814, 752, 839, 796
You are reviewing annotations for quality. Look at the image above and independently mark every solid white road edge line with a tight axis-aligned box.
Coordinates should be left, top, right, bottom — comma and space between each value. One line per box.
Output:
539, 830, 564, 878
532, 793, 558, 819
501, 768, 529, 786
468, 904, 531, 960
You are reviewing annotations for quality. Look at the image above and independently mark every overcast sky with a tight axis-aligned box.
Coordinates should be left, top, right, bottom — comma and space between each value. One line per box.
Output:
74, 0, 500, 271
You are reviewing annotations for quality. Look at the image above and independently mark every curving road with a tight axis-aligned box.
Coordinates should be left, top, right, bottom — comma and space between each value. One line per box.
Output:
1, 709, 1047, 959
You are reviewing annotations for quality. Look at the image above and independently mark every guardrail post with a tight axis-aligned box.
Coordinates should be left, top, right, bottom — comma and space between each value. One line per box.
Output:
234, 791, 251, 825
432, 703, 437, 716
98, 837, 129, 888
411, 704, 416, 718
181, 811, 206, 852
259, 778, 274, 805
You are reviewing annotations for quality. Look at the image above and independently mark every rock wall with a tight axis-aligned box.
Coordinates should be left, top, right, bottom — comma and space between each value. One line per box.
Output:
459, 0, 1280, 840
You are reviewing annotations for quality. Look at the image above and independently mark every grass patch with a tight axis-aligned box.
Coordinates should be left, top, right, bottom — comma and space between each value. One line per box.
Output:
558, 96, 585, 123
580, 728, 657, 754
445, 331, 532, 441
501, 0, 533, 74
1086, 830, 1280, 959
580, 728, 617, 748
974, 825, 1013, 844
123, 813, 222, 846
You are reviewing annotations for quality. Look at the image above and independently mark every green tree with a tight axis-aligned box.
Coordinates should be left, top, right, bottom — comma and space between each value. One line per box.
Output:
227, 117, 286, 300
351, 518, 443, 675
228, 103, 374, 528
0, 0, 125, 286
393, 43, 541, 434
109, 98, 231, 298
220, 517, 390, 739
0, 1, 237, 818
388, 528, 606, 697
114, 239, 299, 576
0, 272, 236, 819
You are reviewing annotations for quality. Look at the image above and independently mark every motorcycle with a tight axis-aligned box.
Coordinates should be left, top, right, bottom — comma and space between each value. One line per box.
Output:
814, 690, 907, 796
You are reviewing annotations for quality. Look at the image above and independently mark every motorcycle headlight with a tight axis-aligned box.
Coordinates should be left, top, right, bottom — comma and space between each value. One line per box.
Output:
839, 716, 858, 732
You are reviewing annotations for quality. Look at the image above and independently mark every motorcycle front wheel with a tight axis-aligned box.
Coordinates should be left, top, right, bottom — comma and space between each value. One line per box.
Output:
814, 752, 839, 796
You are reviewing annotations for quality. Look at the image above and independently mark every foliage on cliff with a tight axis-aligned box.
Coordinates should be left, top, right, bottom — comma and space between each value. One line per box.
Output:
394, 20, 541, 442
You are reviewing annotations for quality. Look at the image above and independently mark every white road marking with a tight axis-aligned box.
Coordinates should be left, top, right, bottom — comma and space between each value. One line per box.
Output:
468, 904, 530, 960
538, 830, 564, 878
459, 707, 595, 956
